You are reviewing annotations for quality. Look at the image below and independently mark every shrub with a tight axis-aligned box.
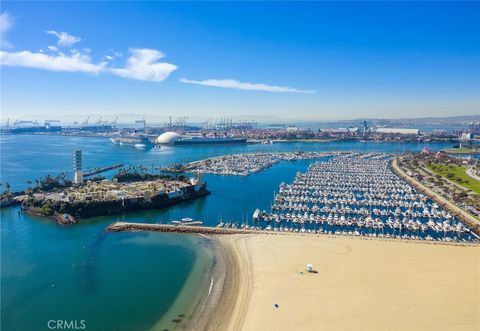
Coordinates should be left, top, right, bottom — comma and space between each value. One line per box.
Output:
41, 203, 54, 216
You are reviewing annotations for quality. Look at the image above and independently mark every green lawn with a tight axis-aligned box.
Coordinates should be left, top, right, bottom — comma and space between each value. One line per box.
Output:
425, 163, 480, 194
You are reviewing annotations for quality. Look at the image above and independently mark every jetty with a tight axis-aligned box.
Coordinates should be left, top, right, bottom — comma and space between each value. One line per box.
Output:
106, 222, 266, 235
84, 163, 124, 177
105, 222, 478, 247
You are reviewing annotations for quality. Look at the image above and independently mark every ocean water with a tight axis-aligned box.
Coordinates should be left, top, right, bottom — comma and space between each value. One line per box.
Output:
0, 134, 456, 330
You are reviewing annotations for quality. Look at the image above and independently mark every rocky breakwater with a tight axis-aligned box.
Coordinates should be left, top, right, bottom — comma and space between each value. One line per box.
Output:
106, 222, 266, 235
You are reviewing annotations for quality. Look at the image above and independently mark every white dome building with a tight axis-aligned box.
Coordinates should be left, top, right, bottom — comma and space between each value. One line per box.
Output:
155, 131, 183, 144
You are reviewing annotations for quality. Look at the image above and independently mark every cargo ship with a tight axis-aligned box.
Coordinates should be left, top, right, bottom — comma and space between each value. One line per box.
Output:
109, 135, 153, 148
155, 131, 247, 146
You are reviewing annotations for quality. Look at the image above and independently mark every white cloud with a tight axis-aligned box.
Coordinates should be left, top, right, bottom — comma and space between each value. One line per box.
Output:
0, 47, 177, 82
46, 30, 81, 47
1, 24, 176, 82
104, 50, 122, 62
179, 78, 316, 94
1, 12, 14, 48
0, 49, 105, 74
111, 48, 177, 81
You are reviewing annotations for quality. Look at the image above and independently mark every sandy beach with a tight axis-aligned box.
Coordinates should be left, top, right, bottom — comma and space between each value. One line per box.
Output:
211, 234, 479, 331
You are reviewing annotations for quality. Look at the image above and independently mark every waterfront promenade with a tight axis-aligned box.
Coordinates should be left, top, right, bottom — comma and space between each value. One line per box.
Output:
392, 158, 480, 234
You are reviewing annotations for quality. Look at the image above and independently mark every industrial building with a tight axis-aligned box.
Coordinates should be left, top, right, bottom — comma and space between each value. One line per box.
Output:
375, 128, 420, 135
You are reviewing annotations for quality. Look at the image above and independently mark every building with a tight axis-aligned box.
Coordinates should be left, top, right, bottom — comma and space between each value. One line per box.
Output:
460, 132, 474, 148
421, 146, 432, 154
363, 120, 368, 134
375, 128, 420, 135
73, 150, 83, 184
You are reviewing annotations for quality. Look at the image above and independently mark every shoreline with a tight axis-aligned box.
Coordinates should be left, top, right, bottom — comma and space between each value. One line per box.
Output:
185, 235, 249, 331
149, 234, 247, 331
150, 234, 216, 331
21, 189, 211, 220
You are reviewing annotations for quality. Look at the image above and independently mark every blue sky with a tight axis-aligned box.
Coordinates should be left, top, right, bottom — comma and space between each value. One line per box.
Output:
1, 1, 479, 123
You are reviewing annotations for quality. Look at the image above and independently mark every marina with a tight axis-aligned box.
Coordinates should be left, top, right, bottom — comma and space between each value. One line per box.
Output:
250, 153, 478, 242
166, 151, 343, 176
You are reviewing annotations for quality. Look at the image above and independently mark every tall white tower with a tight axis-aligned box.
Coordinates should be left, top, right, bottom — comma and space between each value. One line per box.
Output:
73, 150, 83, 184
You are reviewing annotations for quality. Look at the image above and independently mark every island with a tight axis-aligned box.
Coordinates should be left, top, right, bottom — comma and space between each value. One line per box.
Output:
20, 171, 209, 220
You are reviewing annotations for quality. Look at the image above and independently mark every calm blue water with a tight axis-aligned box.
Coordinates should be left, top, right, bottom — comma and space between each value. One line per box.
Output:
0, 134, 457, 330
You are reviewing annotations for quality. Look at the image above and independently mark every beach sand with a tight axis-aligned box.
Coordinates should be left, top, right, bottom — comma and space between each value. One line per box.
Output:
213, 234, 479, 331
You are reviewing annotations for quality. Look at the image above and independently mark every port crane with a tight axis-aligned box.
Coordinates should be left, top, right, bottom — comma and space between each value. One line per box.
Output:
111, 116, 118, 128
44, 120, 60, 125
135, 118, 147, 132
209, 117, 257, 130
165, 116, 189, 128
173, 116, 188, 127
13, 120, 35, 127
202, 117, 213, 129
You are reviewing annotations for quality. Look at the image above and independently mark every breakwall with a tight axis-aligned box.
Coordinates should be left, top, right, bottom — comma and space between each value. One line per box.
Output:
106, 222, 265, 235
105, 222, 479, 247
